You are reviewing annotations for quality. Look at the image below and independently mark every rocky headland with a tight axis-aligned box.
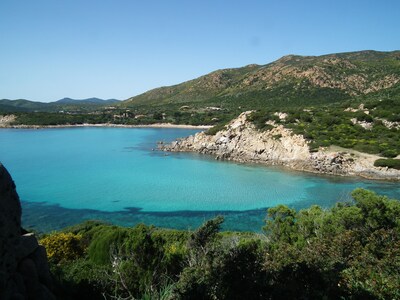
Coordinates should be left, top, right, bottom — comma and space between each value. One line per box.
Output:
160, 111, 400, 181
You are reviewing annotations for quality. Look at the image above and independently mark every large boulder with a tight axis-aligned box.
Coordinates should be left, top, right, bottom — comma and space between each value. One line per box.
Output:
0, 163, 55, 300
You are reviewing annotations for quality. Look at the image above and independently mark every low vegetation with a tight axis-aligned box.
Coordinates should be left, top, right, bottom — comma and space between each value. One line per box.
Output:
374, 158, 400, 169
5, 107, 232, 127
40, 189, 400, 300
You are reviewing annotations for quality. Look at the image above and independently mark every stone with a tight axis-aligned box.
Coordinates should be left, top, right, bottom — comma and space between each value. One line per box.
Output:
19, 258, 39, 292
0, 164, 55, 300
29, 246, 53, 288
16, 233, 39, 260
0, 163, 22, 300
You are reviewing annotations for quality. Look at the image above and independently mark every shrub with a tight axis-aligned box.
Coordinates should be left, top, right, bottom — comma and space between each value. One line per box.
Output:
40, 232, 84, 264
355, 111, 373, 122
380, 149, 398, 158
51, 258, 107, 300
374, 158, 400, 170
88, 227, 130, 264
205, 123, 227, 135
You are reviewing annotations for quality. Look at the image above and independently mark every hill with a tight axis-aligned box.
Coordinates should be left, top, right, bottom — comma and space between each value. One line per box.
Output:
2, 50, 400, 147
0, 98, 120, 113
0, 99, 53, 112
55, 97, 120, 104
121, 50, 400, 111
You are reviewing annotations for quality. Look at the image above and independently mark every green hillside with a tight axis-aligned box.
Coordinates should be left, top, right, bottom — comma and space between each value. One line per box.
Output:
121, 50, 400, 111
0, 99, 54, 112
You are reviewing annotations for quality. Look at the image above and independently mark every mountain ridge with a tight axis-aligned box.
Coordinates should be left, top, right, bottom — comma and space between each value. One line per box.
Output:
55, 97, 120, 104
121, 50, 400, 109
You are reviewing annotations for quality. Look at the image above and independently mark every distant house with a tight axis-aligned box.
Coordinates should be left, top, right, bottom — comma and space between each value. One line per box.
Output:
206, 106, 222, 111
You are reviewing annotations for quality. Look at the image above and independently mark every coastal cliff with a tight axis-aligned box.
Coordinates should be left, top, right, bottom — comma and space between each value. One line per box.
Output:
161, 112, 400, 180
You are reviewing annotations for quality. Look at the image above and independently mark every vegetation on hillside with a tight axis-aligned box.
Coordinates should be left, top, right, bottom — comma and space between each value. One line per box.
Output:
122, 50, 400, 109
40, 189, 400, 300
248, 95, 400, 158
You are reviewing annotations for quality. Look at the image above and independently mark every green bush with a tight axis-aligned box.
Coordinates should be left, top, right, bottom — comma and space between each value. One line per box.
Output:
205, 123, 227, 135
374, 158, 400, 170
88, 227, 130, 264
39, 232, 84, 264
380, 149, 398, 158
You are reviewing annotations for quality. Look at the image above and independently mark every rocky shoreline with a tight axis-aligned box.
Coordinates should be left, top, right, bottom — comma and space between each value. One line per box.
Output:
160, 111, 400, 181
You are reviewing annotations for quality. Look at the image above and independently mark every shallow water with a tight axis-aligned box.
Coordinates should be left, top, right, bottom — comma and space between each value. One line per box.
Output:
0, 127, 399, 232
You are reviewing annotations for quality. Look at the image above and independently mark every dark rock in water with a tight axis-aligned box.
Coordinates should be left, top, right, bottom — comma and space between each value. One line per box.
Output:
0, 163, 55, 300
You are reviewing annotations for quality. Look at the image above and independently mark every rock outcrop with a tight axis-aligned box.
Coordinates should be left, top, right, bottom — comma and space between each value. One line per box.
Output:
161, 112, 400, 181
0, 115, 16, 127
0, 163, 55, 300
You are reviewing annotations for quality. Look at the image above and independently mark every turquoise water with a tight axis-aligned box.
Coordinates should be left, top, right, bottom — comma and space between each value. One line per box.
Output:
0, 127, 399, 232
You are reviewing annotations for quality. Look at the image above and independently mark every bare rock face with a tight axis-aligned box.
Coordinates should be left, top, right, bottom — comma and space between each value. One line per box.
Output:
163, 111, 311, 166
0, 163, 55, 300
0, 115, 16, 127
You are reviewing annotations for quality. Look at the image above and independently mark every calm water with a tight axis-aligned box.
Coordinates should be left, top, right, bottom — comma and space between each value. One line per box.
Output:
0, 127, 399, 232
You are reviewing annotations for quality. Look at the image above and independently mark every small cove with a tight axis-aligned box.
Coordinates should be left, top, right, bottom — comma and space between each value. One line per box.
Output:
1, 127, 399, 232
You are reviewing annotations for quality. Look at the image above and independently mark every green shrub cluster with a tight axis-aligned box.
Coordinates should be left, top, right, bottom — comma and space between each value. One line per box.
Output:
374, 158, 400, 169
39, 232, 84, 264
205, 122, 227, 135
45, 189, 400, 300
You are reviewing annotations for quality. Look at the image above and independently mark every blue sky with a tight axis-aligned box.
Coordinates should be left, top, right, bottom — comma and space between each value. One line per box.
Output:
1, 0, 399, 102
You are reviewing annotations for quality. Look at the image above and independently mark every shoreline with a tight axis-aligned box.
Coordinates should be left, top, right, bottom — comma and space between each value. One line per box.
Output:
162, 147, 400, 182
0, 123, 213, 130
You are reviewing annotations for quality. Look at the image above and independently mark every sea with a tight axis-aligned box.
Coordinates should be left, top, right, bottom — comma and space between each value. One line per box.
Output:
0, 127, 399, 232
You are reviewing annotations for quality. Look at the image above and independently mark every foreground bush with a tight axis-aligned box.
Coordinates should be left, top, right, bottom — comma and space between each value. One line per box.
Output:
45, 189, 400, 299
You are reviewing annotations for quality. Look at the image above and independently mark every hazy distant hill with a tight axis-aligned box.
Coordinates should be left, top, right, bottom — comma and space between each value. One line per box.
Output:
0, 99, 53, 112
55, 98, 120, 104
121, 50, 400, 109
0, 98, 120, 113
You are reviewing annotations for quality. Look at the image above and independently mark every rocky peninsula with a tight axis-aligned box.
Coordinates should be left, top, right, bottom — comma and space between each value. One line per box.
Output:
161, 111, 400, 181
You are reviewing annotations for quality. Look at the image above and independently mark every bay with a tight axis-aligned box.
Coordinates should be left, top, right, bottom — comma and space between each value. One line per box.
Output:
0, 127, 399, 232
